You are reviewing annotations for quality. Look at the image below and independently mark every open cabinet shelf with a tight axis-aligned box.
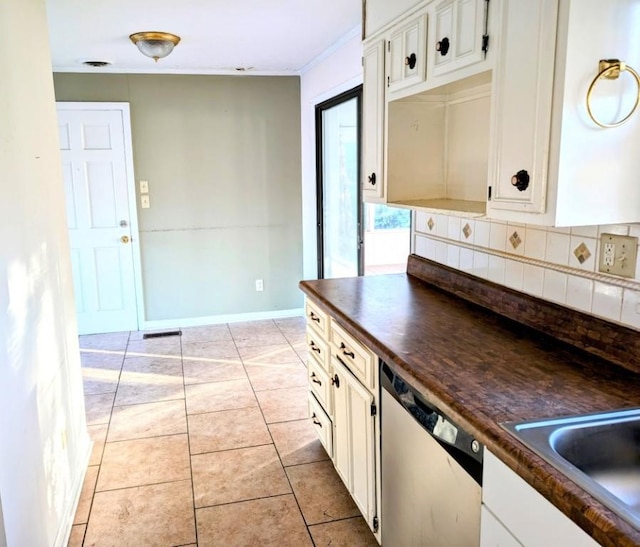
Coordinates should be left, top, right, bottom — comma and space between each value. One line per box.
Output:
385, 72, 491, 217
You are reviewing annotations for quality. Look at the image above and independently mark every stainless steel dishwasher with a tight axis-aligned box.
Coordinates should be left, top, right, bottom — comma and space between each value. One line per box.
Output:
381, 361, 483, 546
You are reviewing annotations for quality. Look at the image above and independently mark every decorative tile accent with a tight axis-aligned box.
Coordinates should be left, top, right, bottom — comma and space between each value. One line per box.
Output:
573, 242, 592, 264
427, 217, 435, 231
463, 223, 472, 240
509, 231, 522, 250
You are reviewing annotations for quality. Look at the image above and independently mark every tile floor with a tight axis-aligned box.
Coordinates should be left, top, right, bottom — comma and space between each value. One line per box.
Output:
70, 318, 378, 547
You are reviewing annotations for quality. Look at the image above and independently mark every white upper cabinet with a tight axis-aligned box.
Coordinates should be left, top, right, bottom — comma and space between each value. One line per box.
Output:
487, 0, 557, 217
488, 0, 640, 226
433, 0, 488, 77
362, 39, 386, 202
387, 13, 428, 93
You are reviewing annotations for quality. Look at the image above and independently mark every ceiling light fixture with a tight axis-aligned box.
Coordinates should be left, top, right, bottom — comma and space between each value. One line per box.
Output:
129, 31, 181, 62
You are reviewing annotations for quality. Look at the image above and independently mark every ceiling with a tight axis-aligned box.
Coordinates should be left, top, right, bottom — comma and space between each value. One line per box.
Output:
46, 0, 362, 75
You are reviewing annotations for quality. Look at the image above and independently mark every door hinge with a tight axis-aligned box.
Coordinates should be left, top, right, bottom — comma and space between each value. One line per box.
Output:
371, 403, 377, 416
387, 41, 390, 52
373, 515, 379, 532
387, 75, 390, 87
488, 186, 492, 201
362, 56, 364, 67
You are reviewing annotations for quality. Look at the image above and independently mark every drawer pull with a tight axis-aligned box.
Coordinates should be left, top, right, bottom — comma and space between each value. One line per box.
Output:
331, 374, 340, 388
311, 413, 323, 427
436, 36, 450, 56
339, 342, 355, 359
311, 373, 322, 386
309, 312, 321, 323
309, 341, 321, 354
405, 52, 417, 69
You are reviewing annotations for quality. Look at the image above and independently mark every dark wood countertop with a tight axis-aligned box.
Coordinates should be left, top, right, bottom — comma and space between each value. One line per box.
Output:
299, 256, 640, 547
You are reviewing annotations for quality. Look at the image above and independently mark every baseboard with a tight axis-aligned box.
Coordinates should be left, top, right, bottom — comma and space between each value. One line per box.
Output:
141, 307, 304, 331
53, 439, 93, 547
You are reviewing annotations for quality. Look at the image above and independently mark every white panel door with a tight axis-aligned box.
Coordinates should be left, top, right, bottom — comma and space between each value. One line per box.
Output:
58, 106, 138, 335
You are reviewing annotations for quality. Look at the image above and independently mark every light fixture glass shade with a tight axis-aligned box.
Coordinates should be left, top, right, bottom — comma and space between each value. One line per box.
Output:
129, 32, 181, 62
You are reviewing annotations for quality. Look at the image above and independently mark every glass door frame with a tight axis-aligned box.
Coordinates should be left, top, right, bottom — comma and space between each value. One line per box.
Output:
315, 85, 363, 279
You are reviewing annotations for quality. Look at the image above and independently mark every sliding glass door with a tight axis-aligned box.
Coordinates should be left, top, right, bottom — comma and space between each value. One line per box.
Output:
316, 87, 362, 279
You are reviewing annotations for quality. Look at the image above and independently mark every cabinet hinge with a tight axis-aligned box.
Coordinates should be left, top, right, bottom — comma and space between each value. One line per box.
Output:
373, 516, 379, 532
482, 0, 490, 57
488, 186, 492, 201
361, 56, 364, 67
482, 34, 490, 56
371, 403, 377, 416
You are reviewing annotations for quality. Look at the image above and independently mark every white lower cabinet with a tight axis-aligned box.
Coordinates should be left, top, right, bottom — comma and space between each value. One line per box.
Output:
481, 450, 599, 547
332, 356, 377, 527
304, 298, 381, 542
480, 505, 522, 547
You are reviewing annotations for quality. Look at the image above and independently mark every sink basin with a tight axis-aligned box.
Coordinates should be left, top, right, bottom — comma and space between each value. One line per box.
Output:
502, 407, 640, 530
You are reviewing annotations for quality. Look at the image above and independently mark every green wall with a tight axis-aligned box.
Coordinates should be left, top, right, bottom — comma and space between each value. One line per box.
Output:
53, 73, 303, 322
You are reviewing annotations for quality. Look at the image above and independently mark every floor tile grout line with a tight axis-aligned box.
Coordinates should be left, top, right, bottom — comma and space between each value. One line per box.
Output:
190, 440, 274, 457
194, 491, 298, 512
93, 477, 193, 495
244, 320, 316, 547
105, 430, 190, 445
79, 335, 128, 545
179, 330, 200, 547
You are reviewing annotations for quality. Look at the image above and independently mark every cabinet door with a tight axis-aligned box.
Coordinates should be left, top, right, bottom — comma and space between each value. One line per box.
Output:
332, 357, 377, 528
362, 40, 386, 202
387, 13, 428, 93
433, 0, 487, 77
487, 0, 558, 215
483, 451, 599, 546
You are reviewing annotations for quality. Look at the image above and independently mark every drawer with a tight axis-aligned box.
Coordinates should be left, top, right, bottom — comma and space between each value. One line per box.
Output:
306, 328, 330, 373
309, 392, 333, 459
305, 298, 329, 338
308, 356, 332, 416
330, 320, 376, 391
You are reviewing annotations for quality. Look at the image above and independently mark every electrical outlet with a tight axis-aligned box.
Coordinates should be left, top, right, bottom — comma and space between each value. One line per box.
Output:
255, 279, 264, 292
598, 233, 638, 278
139, 180, 149, 193
141, 195, 150, 209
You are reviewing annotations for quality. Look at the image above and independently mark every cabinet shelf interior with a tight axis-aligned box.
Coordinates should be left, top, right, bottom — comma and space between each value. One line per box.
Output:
386, 71, 492, 215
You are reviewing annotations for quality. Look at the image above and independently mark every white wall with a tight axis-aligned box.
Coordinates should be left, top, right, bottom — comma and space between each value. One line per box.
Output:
299, 27, 364, 279
0, 0, 90, 545
364, 0, 418, 38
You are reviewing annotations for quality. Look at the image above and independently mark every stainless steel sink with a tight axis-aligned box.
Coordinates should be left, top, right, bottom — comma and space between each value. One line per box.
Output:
502, 407, 640, 530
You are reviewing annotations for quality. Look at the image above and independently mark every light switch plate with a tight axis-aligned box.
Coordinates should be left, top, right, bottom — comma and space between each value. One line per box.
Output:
139, 180, 149, 193
598, 233, 638, 277
141, 195, 150, 209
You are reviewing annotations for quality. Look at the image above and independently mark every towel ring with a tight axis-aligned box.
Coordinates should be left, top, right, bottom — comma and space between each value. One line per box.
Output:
586, 59, 640, 128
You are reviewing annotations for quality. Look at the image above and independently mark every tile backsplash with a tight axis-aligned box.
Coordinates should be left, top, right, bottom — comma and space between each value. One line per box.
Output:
413, 212, 640, 330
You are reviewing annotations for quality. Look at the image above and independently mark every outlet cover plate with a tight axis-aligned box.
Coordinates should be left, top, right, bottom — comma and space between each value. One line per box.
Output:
598, 233, 638, 278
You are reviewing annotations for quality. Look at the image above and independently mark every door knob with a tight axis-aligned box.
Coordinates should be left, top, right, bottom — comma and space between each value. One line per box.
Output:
120, 235, 130, 244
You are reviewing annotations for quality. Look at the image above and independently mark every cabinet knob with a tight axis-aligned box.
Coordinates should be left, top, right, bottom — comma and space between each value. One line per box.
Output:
404, 53, 417, 69
368, 173, 377, 186
331, 374, 340, 388
511, 170, 530, 192
436, 37, 450, 56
